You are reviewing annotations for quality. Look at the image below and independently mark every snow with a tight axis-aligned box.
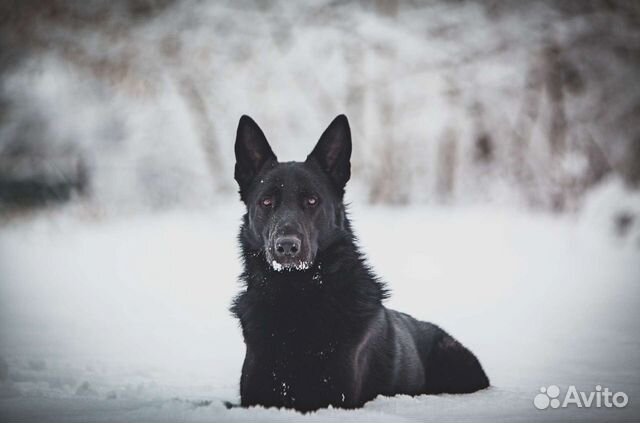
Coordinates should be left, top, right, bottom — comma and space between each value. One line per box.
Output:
2, 2, 638, 420
5, 1, 636, 212
270, 258, 311, 272
271, 260, 284, 272
0, 182, 639, 422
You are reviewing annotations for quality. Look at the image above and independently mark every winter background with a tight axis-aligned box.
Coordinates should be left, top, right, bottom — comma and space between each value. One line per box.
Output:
1, 1, 640, 422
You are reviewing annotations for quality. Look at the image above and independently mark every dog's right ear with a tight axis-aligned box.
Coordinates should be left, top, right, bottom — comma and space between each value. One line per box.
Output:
306, 115, 351, 194
234, 115, 277, 200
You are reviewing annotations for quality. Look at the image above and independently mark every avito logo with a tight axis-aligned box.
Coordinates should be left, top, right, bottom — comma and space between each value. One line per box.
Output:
534, 385, 629, 410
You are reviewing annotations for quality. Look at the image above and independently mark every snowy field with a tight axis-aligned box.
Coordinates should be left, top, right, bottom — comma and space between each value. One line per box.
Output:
1, 1, 639, 421
0, 181, 639, 422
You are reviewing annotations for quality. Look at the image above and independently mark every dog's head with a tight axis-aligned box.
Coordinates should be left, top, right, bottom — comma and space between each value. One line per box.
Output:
234, 115, 351, 272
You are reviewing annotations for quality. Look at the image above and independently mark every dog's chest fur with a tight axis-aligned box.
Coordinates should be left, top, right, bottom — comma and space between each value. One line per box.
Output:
231, 238, 386, 409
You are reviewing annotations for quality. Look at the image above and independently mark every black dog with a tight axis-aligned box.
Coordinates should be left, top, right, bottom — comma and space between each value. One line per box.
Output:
231, 115, 489, 412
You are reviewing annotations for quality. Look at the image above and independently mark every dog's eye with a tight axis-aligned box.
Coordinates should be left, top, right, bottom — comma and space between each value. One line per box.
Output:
260, 197, 274, 207
305, 196, 318, 207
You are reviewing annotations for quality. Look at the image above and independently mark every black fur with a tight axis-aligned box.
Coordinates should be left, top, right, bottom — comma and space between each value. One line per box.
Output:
231, 115, 489, 412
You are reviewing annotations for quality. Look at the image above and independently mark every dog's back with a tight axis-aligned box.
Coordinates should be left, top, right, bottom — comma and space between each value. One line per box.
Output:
384, 309, 489, 395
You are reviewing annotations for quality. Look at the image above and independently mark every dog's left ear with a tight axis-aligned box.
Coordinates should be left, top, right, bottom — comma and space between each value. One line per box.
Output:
306, 114, 351, 193
235, 115, 277, 201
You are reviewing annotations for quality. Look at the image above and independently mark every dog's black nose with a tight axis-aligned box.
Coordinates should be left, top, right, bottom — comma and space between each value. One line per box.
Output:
275, 236, 301, 258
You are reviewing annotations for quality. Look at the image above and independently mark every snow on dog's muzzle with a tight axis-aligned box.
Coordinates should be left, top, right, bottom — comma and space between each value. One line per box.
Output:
266, 230, 313, 271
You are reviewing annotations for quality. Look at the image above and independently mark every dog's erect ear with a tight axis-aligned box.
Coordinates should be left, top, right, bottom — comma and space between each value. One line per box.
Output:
235, 115, 277, 198
306, 115, 351, 193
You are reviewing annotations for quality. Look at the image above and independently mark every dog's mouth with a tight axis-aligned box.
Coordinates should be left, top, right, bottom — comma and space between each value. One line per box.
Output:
264, 229, 316, 272
264, 243, 315, 272
268, 257, 312, 272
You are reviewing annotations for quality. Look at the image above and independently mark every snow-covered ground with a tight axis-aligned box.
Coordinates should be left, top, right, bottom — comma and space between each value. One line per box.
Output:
0, 181, 639, 422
